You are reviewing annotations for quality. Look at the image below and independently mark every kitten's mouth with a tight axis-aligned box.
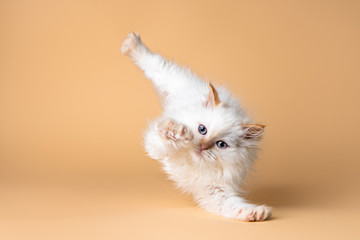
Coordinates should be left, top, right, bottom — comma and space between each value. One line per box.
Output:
196, 147, 206, 157
197, 145, 207, 156
197, 149, 204, 157
196, 145, 215, 160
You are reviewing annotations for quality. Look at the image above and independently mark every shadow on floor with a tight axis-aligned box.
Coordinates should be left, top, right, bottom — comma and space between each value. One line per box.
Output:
246, 183, 325, 208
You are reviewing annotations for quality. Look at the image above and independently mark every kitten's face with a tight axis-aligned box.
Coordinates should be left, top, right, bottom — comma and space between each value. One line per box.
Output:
173, 104, 264, 166
185, 107, 247, 163
174, 84, 264, 164
194, 120, 240, 163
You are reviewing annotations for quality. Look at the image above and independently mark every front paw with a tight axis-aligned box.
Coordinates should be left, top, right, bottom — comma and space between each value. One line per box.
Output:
157, 119, 193, 143
237, 205, 272, 222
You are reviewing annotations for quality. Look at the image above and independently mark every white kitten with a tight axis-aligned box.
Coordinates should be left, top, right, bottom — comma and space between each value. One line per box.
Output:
121, 33, 271, 221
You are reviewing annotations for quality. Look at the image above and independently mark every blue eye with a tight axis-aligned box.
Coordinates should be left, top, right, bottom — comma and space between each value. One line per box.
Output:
216, 141, 228, 149
198, 124, 207, 135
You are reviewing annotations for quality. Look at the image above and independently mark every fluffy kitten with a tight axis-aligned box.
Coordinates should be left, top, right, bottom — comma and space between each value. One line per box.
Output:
121, 32, 271, 221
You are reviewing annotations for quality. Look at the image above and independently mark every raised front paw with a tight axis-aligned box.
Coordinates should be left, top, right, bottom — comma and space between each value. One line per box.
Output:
120, 32, 143, 56
157, 119, 193, 144
237, 205, 272, 222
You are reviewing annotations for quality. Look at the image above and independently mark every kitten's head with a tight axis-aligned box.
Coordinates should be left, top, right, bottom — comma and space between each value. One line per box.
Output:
178, 83, 265, 166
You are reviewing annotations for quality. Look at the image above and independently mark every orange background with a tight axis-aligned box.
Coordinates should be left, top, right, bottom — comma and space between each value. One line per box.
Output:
1, 0, 360, 239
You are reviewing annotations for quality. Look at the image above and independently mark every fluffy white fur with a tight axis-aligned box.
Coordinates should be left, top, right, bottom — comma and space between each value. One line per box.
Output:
121, 32, 271, 221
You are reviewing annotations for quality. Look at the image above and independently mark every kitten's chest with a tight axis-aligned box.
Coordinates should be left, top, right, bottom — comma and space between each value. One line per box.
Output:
161, 154, 221, 187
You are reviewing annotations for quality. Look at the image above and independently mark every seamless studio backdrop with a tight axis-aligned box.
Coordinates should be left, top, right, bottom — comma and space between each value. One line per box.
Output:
1, 0, 360, 239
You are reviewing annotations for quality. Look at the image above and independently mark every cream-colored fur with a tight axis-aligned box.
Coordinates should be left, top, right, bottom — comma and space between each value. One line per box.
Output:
121, 32, 271, 221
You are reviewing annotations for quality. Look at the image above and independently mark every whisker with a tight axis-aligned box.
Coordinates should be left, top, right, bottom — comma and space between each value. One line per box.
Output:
204, 151, 212, 161
209, 151, 216, 160
204, 151, 216, 161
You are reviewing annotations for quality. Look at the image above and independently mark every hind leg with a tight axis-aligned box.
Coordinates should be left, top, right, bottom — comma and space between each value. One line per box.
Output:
121, 32, 204, 99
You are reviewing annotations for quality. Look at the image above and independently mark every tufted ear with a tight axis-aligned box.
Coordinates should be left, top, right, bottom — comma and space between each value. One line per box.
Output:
205, 82, 221, 107
241, 124, 266, 140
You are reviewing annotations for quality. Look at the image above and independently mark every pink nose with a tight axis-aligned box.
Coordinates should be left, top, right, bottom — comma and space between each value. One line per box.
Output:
200, 144, 208, 151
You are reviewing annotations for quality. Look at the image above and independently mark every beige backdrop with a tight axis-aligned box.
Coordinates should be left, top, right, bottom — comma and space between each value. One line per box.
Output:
1, 0, 360, 239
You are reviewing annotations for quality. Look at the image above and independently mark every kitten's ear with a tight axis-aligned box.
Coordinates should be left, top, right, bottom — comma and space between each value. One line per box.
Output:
241, 124, 265, 140
205, 82, 221, 107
